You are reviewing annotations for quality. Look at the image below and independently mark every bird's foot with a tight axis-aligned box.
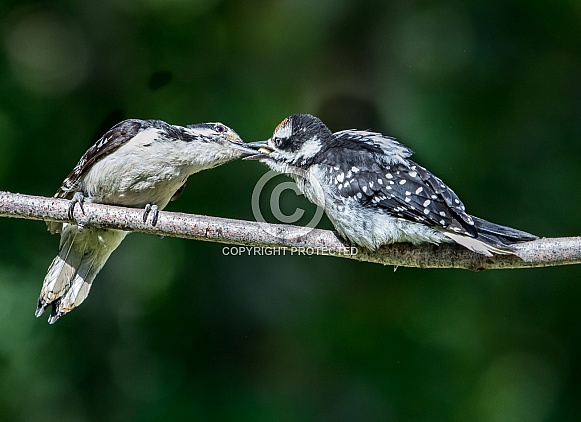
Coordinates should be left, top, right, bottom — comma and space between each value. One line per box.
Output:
143, 203, 159, 226
68, 192, 86, 222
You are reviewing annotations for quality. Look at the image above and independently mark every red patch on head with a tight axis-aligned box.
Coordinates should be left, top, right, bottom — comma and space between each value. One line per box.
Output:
275, 118, 288, 132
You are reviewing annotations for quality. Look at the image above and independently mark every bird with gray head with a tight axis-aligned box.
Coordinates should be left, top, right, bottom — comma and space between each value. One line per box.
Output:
39, 119, 251, 323
245, 114, 537, 256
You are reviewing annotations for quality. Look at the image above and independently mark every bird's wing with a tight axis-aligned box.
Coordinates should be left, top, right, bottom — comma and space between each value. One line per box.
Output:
333, 130, 414, 163
54, 119, 145, 199
329, 159, 478, 237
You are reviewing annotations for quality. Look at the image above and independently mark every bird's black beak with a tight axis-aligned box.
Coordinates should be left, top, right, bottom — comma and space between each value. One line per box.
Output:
228, 141, 260, 155
222, 134, 261, 155
242, 140, 274, 160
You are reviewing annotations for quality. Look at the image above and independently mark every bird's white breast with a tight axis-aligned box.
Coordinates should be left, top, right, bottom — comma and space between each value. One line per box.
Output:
79, 128, 239, 209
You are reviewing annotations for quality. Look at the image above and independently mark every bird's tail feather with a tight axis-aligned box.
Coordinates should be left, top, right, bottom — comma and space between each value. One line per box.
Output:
37, 225, 127, 324
36, 227, 83, 317
472, 216, 538, 248
442, 216, 537, 257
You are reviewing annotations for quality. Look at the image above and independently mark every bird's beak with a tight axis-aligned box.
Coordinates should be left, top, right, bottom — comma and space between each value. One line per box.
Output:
228, 141, 261, 155
242, 140, 274, 160
224, 135, 261, 155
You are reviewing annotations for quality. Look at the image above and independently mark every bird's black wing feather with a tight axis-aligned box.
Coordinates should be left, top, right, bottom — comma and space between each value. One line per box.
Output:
322, 143, 477, 237
318, 132, 537, 246
55, 119, 145, 199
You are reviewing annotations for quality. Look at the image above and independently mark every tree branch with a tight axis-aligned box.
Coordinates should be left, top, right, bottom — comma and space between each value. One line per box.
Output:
1, 190, 579, 270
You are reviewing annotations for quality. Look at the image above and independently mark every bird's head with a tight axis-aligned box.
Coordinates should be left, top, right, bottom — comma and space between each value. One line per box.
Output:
172, 121, 260, 167
244, 114, 333, 170
185, 122, 252, 154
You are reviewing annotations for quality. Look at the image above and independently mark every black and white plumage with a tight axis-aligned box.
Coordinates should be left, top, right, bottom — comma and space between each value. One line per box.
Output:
39, 119, 249, 323
246, 114, 537, 256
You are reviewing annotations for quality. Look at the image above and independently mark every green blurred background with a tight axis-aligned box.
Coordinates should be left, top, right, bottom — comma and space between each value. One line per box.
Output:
1, 0, 580, 421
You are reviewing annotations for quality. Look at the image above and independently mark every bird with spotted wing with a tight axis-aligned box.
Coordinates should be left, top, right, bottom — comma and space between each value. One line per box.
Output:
245, 114, 537, 256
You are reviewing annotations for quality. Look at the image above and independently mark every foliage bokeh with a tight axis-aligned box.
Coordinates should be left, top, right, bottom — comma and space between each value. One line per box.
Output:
1, 0, 580, 420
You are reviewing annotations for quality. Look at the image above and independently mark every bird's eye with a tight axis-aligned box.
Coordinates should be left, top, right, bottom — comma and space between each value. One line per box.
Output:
214, 124, 227, 133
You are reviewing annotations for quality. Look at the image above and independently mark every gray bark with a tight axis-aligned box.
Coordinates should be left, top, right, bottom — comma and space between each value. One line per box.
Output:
1, 191, 579, 270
